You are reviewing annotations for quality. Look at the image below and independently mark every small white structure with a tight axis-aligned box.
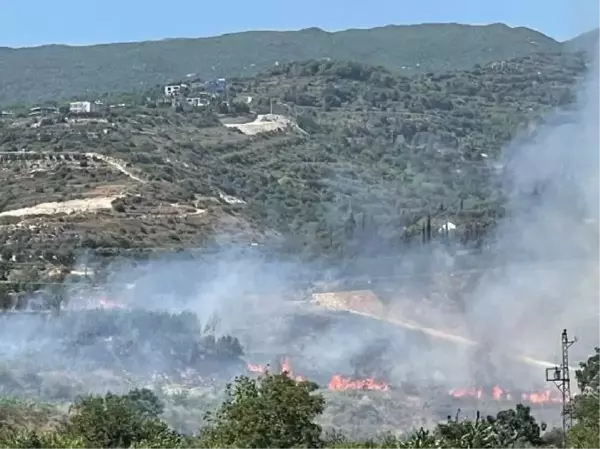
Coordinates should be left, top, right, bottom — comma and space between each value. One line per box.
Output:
164, 84, 187, 97
29, 106, 58, 116
164, 85, 181, 96
438, 222, 457, 233
185, 97, 208, 107
69, 101, 99, 114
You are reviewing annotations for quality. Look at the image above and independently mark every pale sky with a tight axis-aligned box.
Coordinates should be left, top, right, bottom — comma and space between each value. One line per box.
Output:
0, 0, 598, 47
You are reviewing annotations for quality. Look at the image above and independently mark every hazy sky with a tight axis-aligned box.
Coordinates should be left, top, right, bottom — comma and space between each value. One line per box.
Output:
0, 0, 598, 47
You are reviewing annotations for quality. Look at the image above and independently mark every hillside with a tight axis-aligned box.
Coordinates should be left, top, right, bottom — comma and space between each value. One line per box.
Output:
0, 50, 589, 292
0, 23, 575, 104
564, 27, 600, 52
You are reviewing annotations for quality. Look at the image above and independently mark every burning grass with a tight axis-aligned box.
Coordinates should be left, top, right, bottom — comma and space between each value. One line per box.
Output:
246, 356, 390, 391
449, 385, 563, 404
246, 354, 563, 407
0, 306, 565, 438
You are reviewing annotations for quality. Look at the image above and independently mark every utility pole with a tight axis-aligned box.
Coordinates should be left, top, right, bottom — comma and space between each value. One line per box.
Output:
545, 328, 577, 447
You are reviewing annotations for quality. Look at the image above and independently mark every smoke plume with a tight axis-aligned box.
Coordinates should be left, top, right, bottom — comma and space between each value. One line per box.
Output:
463, 49, 599, 375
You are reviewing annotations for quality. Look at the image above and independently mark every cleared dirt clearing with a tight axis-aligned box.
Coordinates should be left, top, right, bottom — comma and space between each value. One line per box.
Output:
222, 114, 305, 136
0, 196, 118, 217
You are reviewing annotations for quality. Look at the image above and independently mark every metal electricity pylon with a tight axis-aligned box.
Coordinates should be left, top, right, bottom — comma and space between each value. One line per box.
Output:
545, 328, 577, 447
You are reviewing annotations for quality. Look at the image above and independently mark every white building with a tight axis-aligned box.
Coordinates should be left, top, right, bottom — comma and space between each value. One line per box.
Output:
185, 97, 208, 107
164, 85, 180, 97
165, 84, 187, 97
69, 101, 100, 114
29, 106, 58, 116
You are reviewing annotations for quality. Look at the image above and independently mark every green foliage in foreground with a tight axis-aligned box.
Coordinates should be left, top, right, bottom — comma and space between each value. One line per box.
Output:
0, 386, 550, 449
0, 348, 597, 448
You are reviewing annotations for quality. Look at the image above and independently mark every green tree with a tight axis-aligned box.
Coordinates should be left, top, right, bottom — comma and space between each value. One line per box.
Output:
437, 411, 501, 448
199, 373, 326, 448
232, 100, 250, 114
436, 406, 546, 448
63, 390, 182, 448
568, 347, 599, 448
574, 347, 599, 393
122, 388, 165, 419
491, 404, 545, 447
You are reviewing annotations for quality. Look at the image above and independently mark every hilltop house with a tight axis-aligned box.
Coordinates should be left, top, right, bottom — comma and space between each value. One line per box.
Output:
69, 101, 101, 114
185, 96, 210, 107
164, 84, 188, 97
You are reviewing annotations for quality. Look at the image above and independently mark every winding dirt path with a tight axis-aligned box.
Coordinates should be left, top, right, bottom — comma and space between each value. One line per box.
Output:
0, 151, 145, 184
0, 151, 144, 217
84, 153, 146, 183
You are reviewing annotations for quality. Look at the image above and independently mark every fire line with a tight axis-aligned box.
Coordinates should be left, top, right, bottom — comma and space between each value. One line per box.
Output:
247, 356, 390, 391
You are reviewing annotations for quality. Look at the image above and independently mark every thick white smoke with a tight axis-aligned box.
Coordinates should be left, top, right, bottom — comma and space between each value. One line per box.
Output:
463, 49, 599, 376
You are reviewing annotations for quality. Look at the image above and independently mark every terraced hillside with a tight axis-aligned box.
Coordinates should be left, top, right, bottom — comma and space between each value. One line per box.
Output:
0, 50, 590, 292
0, 112, 273, 288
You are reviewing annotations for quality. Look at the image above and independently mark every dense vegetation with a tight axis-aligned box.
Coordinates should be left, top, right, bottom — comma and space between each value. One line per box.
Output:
0, 347, 597, 448
0, 51, 590, 288
0, 23, 595, 104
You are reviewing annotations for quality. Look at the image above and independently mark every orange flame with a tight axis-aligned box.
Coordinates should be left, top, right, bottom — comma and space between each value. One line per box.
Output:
492, 385, 506, 400
281, 356, 292, 375
247, 363, 268, 374
328, 374, 390, 391
247, 358, 561, 401
449, 387, 483, 400
279, 356, 306, 382
246, 357, 305, 382
522, 390, 562, 404
247, 356, 388, 390
98, 297, 126, 309
449, 386, 561, 404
